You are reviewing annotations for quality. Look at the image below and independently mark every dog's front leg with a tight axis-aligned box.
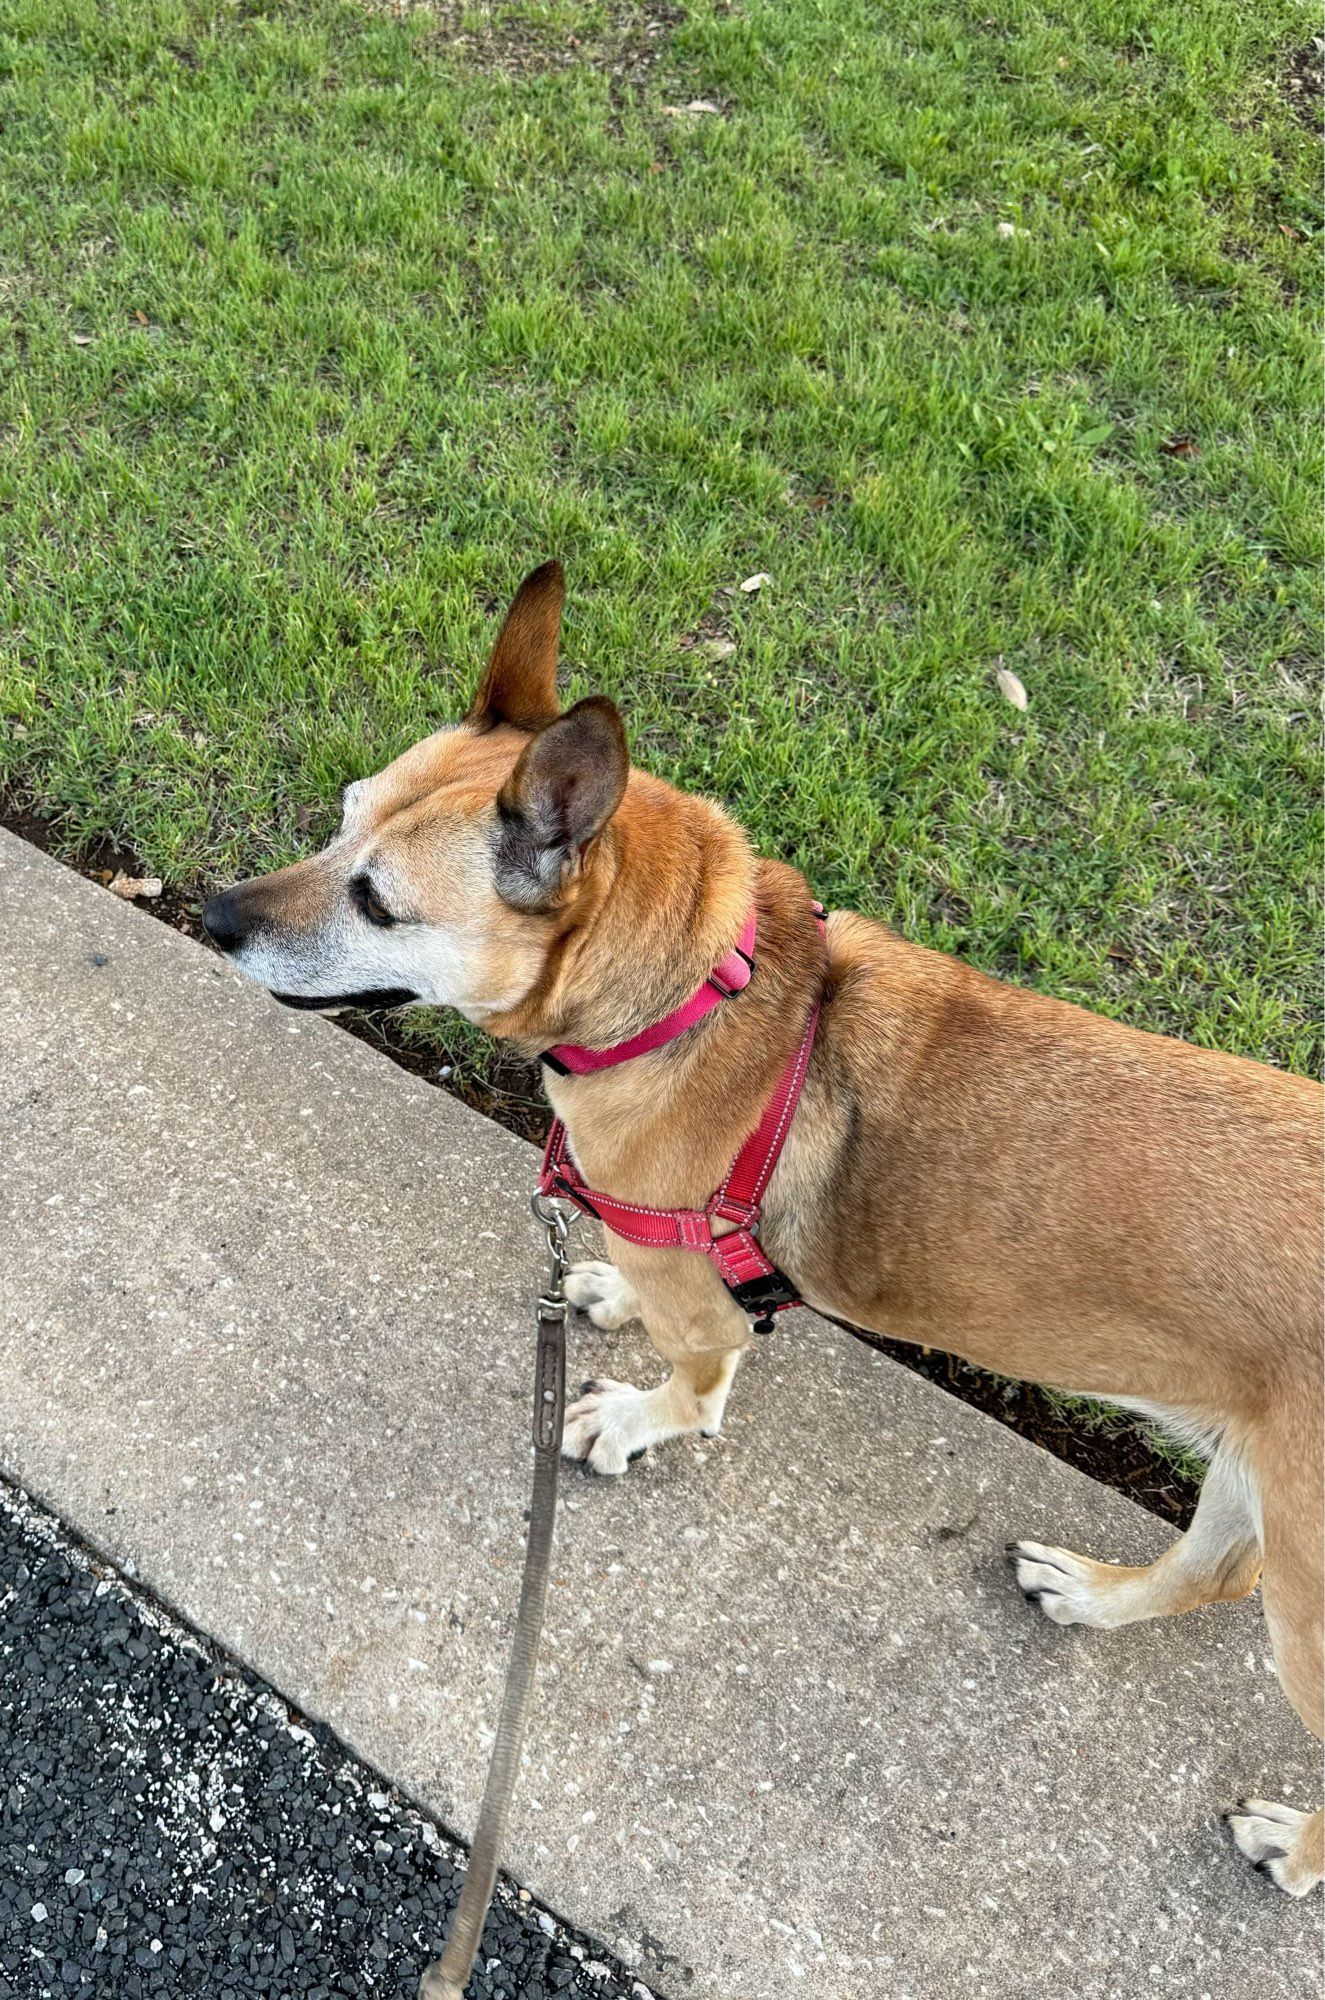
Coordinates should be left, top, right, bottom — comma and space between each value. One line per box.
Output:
564, 1258, 644, 1331
562, 1243, 750, 1476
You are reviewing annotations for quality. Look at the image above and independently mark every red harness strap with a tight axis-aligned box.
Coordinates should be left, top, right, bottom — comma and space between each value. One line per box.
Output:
542, 911, 757, 1075
538, 904, 826, 1332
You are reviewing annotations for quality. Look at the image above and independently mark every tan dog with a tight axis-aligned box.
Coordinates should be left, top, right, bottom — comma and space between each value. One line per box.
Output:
204, 563, 1323, 1897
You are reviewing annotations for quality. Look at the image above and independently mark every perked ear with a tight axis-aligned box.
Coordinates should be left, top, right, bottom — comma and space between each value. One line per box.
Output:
494, 696, 628, 911
469, 560, 564, 731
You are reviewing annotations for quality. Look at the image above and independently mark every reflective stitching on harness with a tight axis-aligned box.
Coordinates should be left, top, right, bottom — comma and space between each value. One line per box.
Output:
748, 1005, 817, 1188
714, 1006, 817, 1210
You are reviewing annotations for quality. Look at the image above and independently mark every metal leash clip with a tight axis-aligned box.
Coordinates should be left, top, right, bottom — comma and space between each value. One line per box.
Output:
531, 1191, 571, 1323
530, 1194, 571, 1453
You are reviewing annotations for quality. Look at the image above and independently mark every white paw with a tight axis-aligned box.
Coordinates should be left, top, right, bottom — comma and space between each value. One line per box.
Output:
1225, 1800, 1321, 1898
564, 1260, 642, 1331
1006, 1539, 1118, 1628
561, 1378, 714, 1477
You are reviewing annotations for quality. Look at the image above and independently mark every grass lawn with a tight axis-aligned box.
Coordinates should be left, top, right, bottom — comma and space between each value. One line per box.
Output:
1, 0, 1320, 1083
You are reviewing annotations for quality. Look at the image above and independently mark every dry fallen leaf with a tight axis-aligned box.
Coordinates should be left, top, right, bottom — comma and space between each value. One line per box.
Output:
995, 666, 1028, 711
663, 98, 723, 116
71, 332, 95, 347
996, 221, 1026, 239
1160, 434, 1201, 462
295, 803, 313, 833
703, 637, 738, 661
1106, 942, 1134, 965
108, 872, 163, 901
739, 572, 771, 594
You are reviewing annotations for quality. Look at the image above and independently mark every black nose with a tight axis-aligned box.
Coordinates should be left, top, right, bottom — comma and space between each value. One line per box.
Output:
201, 888, 249, 955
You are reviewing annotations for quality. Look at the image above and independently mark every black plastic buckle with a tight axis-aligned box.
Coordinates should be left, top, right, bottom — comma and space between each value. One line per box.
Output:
549, 1177, 601, 1224
727, 1267, 799, 1335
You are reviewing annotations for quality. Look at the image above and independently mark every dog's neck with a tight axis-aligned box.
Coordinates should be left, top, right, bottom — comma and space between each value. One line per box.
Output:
483, 769, 758, 1054
482, 770, 827, 1205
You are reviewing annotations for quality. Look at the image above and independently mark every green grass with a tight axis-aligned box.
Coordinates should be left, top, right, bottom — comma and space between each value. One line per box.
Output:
1, 0, 1320, 1086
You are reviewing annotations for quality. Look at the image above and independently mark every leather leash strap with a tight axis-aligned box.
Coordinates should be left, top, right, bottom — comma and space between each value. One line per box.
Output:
418, 1229, 568, 2000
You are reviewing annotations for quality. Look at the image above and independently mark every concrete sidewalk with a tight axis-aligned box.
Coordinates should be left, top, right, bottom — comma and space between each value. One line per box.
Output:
0, 828, 1319, 2000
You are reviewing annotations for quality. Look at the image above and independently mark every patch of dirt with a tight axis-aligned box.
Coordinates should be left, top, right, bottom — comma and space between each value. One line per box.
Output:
339, 1009, 549, 1142
1, 801, 1198, 1527
1282, 38, 1324, 131
854, 1336, 1195, 1526
0, 801, 202, 941
370, 1, 684, 97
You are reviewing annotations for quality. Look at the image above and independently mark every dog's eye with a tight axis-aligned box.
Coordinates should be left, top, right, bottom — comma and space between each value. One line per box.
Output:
352, 876, 396, 928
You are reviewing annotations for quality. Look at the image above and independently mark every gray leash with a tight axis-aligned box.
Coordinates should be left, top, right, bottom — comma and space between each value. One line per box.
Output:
418, 1197, 570, 2000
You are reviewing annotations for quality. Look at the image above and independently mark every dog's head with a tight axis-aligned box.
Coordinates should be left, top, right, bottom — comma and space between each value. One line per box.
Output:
202, 563, 629, 1024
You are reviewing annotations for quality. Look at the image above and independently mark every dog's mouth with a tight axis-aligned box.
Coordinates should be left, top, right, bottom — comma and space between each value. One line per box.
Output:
271, 987, 420, 1013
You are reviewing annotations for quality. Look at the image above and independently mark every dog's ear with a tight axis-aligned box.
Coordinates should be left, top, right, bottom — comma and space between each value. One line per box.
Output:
469, 561, 564, 731
494, 696, 628, 911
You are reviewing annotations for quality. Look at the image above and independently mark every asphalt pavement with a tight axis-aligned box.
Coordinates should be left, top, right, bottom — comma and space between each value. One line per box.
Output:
0, 1485, 640, 2000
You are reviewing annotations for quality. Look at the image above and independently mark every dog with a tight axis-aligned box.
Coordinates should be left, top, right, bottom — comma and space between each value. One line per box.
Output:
203, 562, 1323, 1897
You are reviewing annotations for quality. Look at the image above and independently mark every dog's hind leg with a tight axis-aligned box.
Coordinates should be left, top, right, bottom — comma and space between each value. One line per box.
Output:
1227, 1413, 1322, 1897
1008, 1438, 1262, 1630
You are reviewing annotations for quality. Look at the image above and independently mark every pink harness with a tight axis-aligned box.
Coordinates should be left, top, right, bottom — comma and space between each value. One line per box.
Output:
538, 902, 826, 1332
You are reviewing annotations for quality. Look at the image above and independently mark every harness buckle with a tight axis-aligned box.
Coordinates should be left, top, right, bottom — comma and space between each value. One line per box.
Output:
727, 1267, 800, 1334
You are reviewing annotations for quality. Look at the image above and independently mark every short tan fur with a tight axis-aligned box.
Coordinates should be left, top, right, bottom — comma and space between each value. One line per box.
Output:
208, 565, 1324, 1899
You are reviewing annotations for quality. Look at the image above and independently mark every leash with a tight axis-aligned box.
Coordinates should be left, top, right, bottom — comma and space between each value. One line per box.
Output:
420, 896, 826, 1994
417, 1196, 570, 2000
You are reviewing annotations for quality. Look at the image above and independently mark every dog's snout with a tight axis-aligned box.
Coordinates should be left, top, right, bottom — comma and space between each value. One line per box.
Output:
201, 888, 250, 955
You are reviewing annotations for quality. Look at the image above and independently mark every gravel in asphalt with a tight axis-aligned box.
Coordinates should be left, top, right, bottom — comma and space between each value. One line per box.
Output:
0, 1486, 643, 2000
